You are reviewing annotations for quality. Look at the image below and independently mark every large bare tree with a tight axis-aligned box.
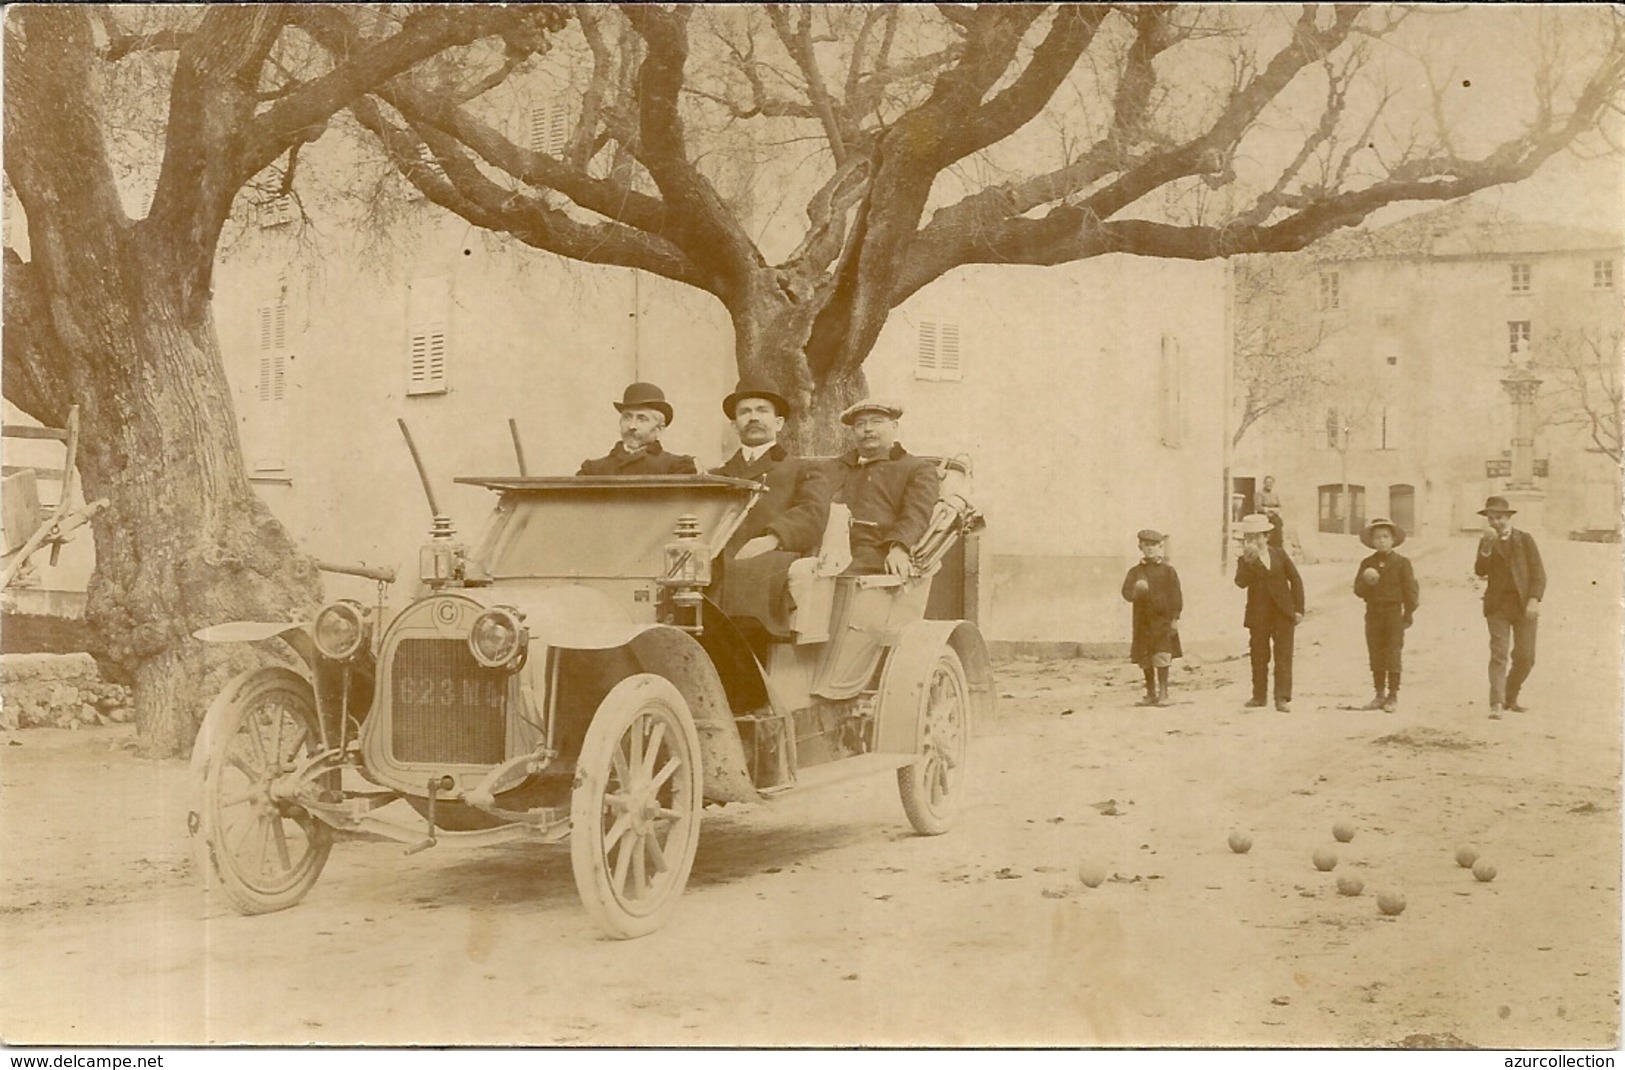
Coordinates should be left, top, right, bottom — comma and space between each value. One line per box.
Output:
5, 5, 1622, 753
2, 6, 564, 754
1538, 326, 1624, 466
307, 4, 1625, 447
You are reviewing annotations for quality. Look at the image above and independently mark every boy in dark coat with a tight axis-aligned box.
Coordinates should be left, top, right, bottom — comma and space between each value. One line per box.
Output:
1234, 513, 1306, 712
1121, 529, 1183, 706
1353, 518, 1420, 712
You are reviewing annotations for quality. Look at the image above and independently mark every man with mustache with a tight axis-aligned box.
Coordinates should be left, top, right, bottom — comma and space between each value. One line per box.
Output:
831, 400, 940, 577
576, 382, 697, 475
709, 378, 831, 634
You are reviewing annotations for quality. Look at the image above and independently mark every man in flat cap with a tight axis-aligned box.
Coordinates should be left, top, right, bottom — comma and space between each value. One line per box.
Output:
709, 378, 831, 633
831, 399, 939, 577
1473, 495, 1546, 717
577, 382, 697, 475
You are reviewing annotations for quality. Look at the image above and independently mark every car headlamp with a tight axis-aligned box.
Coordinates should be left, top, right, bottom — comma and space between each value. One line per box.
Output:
468, 606, 527, 669
313, 600, 369, 661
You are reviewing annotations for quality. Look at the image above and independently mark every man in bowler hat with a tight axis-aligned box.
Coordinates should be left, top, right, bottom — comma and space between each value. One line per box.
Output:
831, 399, 939, 577
1234, 513, 1305, 712
1473, 495, 1546, 717
577, 382, 697, 475
708, 378, 831, 633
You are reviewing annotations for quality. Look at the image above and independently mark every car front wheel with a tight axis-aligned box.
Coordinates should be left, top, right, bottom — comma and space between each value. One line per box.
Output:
569, 673, 704, 939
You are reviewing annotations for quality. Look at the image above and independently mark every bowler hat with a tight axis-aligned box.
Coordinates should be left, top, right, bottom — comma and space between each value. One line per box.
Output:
1237, 514, 1274, 535
1360, 517, 1407, 549
1136, 529, 1166, 544
722, 378, 790, 419
1477, 495, 1517, 516
840, 398, 904, 425
613, 381, 674, 426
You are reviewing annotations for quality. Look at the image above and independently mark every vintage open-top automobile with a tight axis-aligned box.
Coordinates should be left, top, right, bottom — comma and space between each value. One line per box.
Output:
189, 457, 990, 938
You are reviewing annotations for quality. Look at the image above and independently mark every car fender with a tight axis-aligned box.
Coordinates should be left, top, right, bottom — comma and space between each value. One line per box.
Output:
872, 619, 994, 756
193, 620, 320, 673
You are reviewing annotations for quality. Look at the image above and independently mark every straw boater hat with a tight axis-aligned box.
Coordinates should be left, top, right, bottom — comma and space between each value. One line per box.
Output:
613, 381, 674, 426
721, 378, 790, 419
1477, 495, 1517, 516
1237, 514, 1274, 535
839, 398, 904, 425
1360, 517, 1407, 549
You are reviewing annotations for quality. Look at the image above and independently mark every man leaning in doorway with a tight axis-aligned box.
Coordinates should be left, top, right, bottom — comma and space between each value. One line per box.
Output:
1474, 495, 1546, 718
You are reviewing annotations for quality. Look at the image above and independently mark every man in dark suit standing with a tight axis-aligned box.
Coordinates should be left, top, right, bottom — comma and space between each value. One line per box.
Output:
1235, 513, 1306, 712
708, 379, 830, 632
577, 382, 697, 475
1473, 495, 1546, 717
830, 400, 940, 577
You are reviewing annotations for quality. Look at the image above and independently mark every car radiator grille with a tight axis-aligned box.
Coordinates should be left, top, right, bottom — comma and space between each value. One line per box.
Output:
390, 639, 508, 765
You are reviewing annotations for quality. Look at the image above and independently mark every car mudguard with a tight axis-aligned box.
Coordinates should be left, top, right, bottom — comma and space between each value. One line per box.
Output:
872, 619, 994, 756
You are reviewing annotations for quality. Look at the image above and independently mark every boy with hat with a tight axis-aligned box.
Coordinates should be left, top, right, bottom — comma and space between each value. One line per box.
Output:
1234, 513, 1305, 712
1353, 518, 1419, 712
1121, 529, 1183, 706
577, 382, 697, 475
1473, 495, 1545, 716
830, 399, 939, 576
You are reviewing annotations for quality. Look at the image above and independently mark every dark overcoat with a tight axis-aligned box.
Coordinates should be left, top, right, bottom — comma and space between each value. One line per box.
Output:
1121, 560, 1183, 663
1353, 551, 1420, 616
576, 441, 697, 476
1234, 549, 1306, 629
711, 444, 830, 556
1473, 529, 1546, 618
829, 444, 940, 575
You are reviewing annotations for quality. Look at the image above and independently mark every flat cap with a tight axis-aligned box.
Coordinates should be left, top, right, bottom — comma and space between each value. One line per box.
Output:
840, 398, 904, 425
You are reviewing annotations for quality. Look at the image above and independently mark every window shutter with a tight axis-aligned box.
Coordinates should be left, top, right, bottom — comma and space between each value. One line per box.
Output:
529, 103, 569, 156
916, 322, 939, 378
252, 300, 290, 471
407, 276, 451, 396
1159, 334, 1184, 448
939, 323, 961, 380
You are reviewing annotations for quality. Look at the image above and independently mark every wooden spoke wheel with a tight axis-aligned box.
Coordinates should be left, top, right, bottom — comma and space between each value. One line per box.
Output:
192, 668, 334, 914
897, 648, 970, 835
570, 674, 703, 939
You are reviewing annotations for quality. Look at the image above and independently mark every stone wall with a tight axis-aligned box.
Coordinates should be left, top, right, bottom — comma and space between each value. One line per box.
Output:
0, 652, 131, 729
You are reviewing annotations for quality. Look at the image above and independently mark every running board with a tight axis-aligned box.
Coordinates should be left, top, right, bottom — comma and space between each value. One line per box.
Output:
759, 752, 914, 797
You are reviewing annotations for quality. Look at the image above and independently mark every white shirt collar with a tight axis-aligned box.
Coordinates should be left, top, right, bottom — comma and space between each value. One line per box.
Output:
741, 442, 774, 465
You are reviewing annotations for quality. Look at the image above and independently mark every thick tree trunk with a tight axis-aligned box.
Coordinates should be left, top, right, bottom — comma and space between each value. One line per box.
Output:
7, 249, 320, 757
727, 277, 869, 458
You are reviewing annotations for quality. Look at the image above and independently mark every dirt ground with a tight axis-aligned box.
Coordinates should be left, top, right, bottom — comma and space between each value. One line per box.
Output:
1, 535, 1618, 1048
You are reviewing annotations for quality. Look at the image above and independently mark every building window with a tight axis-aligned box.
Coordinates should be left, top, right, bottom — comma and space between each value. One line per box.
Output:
1317, 484, 1366, 534
1322, 407, 1345, 450
528, 101, 569, 156
1319, 271, 1341, 310
252, 300, 289, 472
407, 275, 450, 396
1595, 259, 1615, 289
256, 195, 296, 229
1510, 262, 1532, 293
914, 320, 962, 382
1507, 320, 1531, 357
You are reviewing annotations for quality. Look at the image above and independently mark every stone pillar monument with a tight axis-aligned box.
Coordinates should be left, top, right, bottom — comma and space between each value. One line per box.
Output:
1497, 361, 1546, 528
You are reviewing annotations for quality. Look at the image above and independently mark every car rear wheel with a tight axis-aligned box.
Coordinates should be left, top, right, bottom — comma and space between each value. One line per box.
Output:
897, 648, 970, 835
570, 673, 704, 939
191, 667, 334, 914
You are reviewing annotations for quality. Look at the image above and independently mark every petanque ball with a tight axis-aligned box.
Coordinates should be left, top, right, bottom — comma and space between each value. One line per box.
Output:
1332, 821, 1355, 843
1078, 863, 1107, 888
1313, 848, 1338, 872
1360, 567, 1380, 585
1336, 874, 1365, 897
1377, 891, 1407, 916
1472, 860, 1498, 883
1228, 832, 1253, 854
1455, 846, 1479, 869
